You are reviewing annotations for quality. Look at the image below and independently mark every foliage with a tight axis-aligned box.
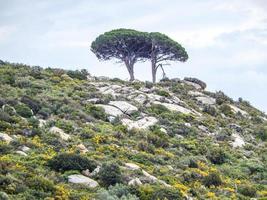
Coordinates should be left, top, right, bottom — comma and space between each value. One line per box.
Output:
203, 172, 222, 187
47, 153, 97, 172
15, 103, 33, 118
98, 163, 122, 187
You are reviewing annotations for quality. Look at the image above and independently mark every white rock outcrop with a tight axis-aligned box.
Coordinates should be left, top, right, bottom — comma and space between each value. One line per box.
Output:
0, 133, 13, 143
128, 178, 142, 186
125, 163, 141, 170
49, 127, 71, 141
229, 105, 248, 116
121, 117, 158, 130
153, 101, 193, 115
196, 96, 216, 105
68, 174, 99, 188
109, 101, 138, 115
96, 104, 123, 117
232, 133, 245, 148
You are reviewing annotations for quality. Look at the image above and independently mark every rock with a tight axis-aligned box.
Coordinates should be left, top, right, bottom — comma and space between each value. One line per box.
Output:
82, 169, 91, 177
198, 125, 209, 132
142, 170, 158, 182
39, 119, 46, 128
184, 77, 206, 90
96, 104, 123, 117
121, 116, 158, 130
229, 105, 248, 116
21, 146, 30, 152
133, 94, 147, 104
160, 127, 167, 134
86, 98, 101, 104
196, 96, 216, 105
128, 178, 142, 186
16, 150, 27, 156
109, 101, 138, 115
90, 166, 101, 176
0, 133, 13, 143
97, 76, 110, 81
232, 133, 245, 148
153, 101, 193, 115
68, 174, 99, 188
77, 144, 88, 153
229, 124, 242, 133
49, 127, 71, 141
188, 91, 205, 96
125, 163, 140, 170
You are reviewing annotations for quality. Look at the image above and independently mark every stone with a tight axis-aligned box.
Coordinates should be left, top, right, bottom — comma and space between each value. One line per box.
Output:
196, 96, 216, 105
121, 116, 158, 130
86, 98, 101, 104
188, 91, 204, 97
0, 133, 13, 143
232, 133, 245, 148
229, 105, 248, 116
184, 77, 207, 90
49, 127, 71, 141
125, 163, 140, 170
16, 150, 27, 156
142, 170, 158, 182
96, 104, 123, 117
128, 178, 142, 186
133, 94, 147, 104
68, 174, 99, 188
109, 101, 138, 115
90, 166, 101, 176
21, 146, 30, 152
77, 144, 88, 153
153, 101, 193, 115
229, 124, 242, 132
39, 119, 46, 128
198, 125, 209, 132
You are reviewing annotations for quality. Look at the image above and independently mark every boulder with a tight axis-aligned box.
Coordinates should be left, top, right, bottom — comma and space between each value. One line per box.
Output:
77, 144, 88, 153
109, 101, 138, 115
128, 178, 142, 186
184, 77, 206, 90
121, 116, 158, 130
68, 174, 99, 188
39, 119, 46, 128
0, 133, 13, 143
153, 101, 193, 115
196, 96, 216, 105
133, 94, 147, 104
125, 163, 140, 170
21, 146, 30, 152
16, 150, 27, 156
229, 105, 248, 116
96, 104, 123, 117
49, 127, 71, 141
232, 133, 245, 148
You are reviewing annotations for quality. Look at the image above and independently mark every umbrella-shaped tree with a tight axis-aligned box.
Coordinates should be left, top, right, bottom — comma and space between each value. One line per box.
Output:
91, 29, 150, 81
149, 32, 188, 83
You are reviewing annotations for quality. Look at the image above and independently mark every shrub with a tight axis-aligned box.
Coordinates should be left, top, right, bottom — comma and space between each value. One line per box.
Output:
155, 89, 170, 97
184, 77, 206, 89
21, 96, 41, 114
15, 104, 33, 118
219, 104, 233, 117
148, 104, 169, 115
47, 153, 97, 172
203, 172, 222, 187
26, 176, 55, 193
67, 69, 88, 80
254, 125, 267, 141
145, 81, 153, 89
207, 147, 227, 164
215, 91, 233, 105
137, 184, 182, 200
86, 105, 107, 121
238, 184, 257, 197
98, 163, 122, 187
203, 105, 217, 116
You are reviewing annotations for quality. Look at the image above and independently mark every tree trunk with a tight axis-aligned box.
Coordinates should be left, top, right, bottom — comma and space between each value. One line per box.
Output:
125, 59, 135, 81
151, 58, 157, 83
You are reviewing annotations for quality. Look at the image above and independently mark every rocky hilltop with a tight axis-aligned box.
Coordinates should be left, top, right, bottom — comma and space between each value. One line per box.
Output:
0, 62, 266, 200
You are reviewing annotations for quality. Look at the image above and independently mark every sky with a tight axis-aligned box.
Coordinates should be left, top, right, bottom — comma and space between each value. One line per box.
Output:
0, 0, 266, 112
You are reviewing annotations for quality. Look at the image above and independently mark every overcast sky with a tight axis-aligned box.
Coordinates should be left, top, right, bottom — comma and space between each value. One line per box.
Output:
0, 0, 266, 112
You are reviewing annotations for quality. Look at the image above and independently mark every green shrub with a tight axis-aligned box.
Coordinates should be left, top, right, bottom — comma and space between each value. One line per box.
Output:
137, 184, 182, 200
26, 176, 55, 193
15, 104, 33, 118
47, 153, 97, 172
255, 125, 267, 141
86, 104, 107, 121
148, 104, 169, 115
203, 105, 217, 116
208, 147, 227, 164
219, 104, 233, 117
203, 172, 222, 187
98, 163, 122, 187
155, 89, 170, 97
238, 184, 257, 197
67, 69, 88, 80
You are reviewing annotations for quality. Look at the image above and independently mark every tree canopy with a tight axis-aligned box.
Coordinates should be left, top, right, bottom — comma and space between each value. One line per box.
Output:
91, 29, 188, 82
91, 29, 150, 81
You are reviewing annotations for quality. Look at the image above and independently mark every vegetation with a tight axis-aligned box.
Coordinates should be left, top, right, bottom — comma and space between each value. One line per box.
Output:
0, 61, 266, 199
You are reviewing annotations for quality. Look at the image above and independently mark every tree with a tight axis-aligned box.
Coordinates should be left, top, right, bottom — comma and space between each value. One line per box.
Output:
91, 29, 150, 81
149, 32, 188, 83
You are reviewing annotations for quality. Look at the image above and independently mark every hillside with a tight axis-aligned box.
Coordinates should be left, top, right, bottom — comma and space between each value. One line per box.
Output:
0, 61, 266, 200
